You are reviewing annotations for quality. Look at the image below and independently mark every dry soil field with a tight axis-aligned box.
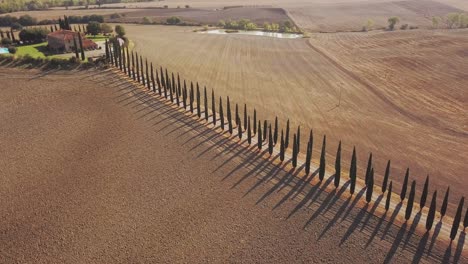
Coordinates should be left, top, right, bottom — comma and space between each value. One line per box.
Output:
0, 67, 465, 263
124, 24, 468, 212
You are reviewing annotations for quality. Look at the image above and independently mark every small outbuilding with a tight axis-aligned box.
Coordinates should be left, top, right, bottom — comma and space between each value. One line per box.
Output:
47, 30, 97, 53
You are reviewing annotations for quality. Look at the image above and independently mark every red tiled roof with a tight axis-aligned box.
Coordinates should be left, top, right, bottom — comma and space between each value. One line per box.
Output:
47, 30, 79, 41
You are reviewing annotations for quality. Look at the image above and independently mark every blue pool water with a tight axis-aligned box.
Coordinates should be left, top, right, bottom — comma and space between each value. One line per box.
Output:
0, 47, 10, 54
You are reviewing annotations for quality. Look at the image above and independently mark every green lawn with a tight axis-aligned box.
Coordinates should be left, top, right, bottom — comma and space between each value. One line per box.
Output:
86, 34, 108, 41
16, 42, 47, 58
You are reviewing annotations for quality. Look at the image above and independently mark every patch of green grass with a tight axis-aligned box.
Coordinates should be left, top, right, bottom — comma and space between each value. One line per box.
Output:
16, 42, 47, 58
86, 35, 108, 41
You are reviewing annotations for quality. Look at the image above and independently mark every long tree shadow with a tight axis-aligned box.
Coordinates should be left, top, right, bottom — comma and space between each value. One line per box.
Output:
383, 222, 408, 264
291, 168, 319, 200
427, 220, 443, 257
232, 152, 277, 189
360, 194, 384, 232
244, 160, 289, 197
381, 201, 403, 240
288, 176, 321, 220
339, 203, 370, 246
318, 183, 353, 240
453, 231, 466, 264
412, 231, 430, 264
340, 187, 366, 223
403, 211, 422, 249
365, 210, 388, 248
442, 242, 452, 264
256, 167, 296, 205
272, 166, 308, 210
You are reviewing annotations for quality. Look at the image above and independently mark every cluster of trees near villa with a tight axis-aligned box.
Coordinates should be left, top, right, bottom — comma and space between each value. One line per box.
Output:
218, 19, 302, 33
105, 41, 468, 243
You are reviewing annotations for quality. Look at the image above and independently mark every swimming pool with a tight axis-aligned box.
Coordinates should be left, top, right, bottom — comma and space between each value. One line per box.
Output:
0, 47, 10, 54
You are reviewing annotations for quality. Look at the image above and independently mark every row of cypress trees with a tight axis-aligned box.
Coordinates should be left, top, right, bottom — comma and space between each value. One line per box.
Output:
105, 42, 467, 241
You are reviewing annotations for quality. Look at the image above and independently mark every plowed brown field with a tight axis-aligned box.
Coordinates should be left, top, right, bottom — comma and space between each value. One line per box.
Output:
124, 24, 468, 212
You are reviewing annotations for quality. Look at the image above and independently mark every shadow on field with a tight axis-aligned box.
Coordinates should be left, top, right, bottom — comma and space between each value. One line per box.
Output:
110, 71, 457, 264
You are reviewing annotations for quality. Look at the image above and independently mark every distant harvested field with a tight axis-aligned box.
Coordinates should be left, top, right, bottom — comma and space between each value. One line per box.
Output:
125, 24, 468, 210
6, 0, 466, 32
0, 8, 139, 20
107, 7, 290, 25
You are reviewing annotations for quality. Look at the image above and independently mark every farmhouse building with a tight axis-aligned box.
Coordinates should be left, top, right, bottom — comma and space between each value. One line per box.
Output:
47, 30, 97, 53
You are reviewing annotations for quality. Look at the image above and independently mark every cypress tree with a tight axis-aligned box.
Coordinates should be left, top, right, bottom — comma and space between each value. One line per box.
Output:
365, 153, 373, 185
257, 121, 262, 150
463, 207, 468, 230
211, 90, 216, 125
304, 132, 312, 175
127, 47, 131, 77
319, 135, 326, 181
334, 140, 342, 188
268, 125, 273, 155
177, 74, 182, 101
292, 134, 297, 168
405, 180, 416, 221
426, 191, 437, 231
189, 82, 194, 113
78, 33, 85, 61
161, 67, 166, 97
119, 45, 123, 70
0, 30, 4, 39
10, 28, 15, 43
73, 36, 79, 59
131, 51, 136, 80
400, 168, 409, 201
104, 39, 109, 61
285, 119, 290, 149
237, 116, 242, 140
50, 25, 54, 32
183, 80, 187, 109
151, 63, 156, 92
219, 97, 224, 130
234, 104, 239, 126
349, 146, 357, 195
140, 57, 144, 85
175, 77, 180, 105
169, 72, 174, 102
263, 120, 267, 142
247, 116, 251, 145
385, 181, 393, 211
420, 175, 429, 210
382, 160, 391, 193
274, 117, 278, 145
196, 84, 201, 118
54, 24, 58, 31
253, 109, 257, 135
227, 97, 233, 134
280, 130, 285, 162
166, 70, 171, 99
146, 59, 150, 90
450, 197, 464, 240
366, 168, 374, 203
122, 47, 127, 74
441, 187, 450, 218
243, 104, 247, 131
135, 52, 140, 82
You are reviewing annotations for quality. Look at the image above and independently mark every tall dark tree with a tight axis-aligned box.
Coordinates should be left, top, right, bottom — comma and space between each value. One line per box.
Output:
189, 82, 194, 113
243, 104, 247, 131
151, 63, 155, 93
420, 175, 429, 210
280, 130, 285, 162
400, 168, 409, 201
145, 59, 150, 90
211, 90, 216, 125
450, 197, 464, 240
365, 153, 373, 185
235, 104, 239, 126
305, 131, 313, 175
204, 87, 208, 121
161, 68, 166, 98
140, 56, 145, 85
227, 97, 233, 134
292, 134, 297, 168
268, 125, 273, 155
122, 47, 127, 74
175, 75, 180, 103
366, 168, 374, 203
131, 52, 136, 80
126, 47, 131, 77
285, 119, 290, 149
77, 32, 85, 61
253, 109, 257, 135
405, 180, 416, 221
237, 116, 242, 140
219, 97, 224, 130
257, 121, 262, 150
247, 117, 251, 145
385, 181, 393, 211
274, 117, 278, 145
104, 38, 109, 61
196, 83, 201, 118
177, 74, 182, 103
441, 186, 450, 218
135, 52, 140, 82
182, 80, 187, 108
349, 146, 357, 195
165, 70, 170, 98
319, 135, 326, 181
169, 72, 174, 102
73, 36, 79, 59
334, 140, 342, 188
382, 160, 391, 193
426, 191, 437, 231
